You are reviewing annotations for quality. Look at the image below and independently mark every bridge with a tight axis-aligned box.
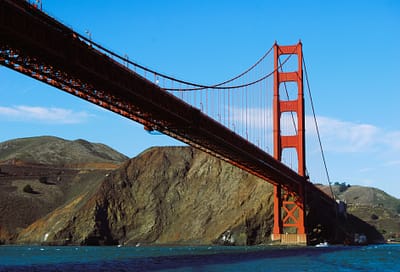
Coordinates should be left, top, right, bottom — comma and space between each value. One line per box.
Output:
0, 0, 337, 245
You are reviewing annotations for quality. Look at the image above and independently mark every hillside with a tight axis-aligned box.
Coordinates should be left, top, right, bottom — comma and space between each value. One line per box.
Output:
1, 136, 398, 245
337, 185, 400, 212
17, 146, 276, 246
335, 185, 400, 241
0, 136, 128, 167
318, 184, 400, 241
0, 136, 128, 243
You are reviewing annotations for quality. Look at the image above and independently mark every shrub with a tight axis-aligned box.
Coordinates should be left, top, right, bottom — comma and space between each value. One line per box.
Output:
23, 184, 34, 194
39, 177, 48, 184
333, 182, 351, 193
371, 214, 379, 220
338, 182, 349, 193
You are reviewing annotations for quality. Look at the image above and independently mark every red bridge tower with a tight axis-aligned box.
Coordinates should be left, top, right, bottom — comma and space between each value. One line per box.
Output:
272, 42, 307, 244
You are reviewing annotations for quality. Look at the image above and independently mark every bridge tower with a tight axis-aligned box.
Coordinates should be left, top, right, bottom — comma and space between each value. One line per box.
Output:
271, 42, 307, 244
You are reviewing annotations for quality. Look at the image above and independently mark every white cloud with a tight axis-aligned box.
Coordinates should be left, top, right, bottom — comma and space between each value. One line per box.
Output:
308, 116, 400, 154
0, 105, 90, 124
230, 106, 400, 155
307, 116, 380, 153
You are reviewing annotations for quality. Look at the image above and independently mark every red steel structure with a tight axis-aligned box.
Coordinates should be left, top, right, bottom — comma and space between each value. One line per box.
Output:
0, 0, 336, 244
272, 43, 306, 244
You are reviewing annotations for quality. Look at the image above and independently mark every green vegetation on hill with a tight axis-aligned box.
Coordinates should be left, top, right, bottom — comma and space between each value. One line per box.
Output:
330, 184, 400, 241
334, 185, 400, 214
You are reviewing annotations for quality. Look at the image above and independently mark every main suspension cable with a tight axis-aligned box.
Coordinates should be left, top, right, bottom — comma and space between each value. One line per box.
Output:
167, 53, 292, 91
303, 54, 335, 200
75, 31, 277, 91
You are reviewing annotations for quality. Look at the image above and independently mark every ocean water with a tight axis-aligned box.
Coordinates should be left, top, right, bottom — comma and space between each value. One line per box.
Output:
0, 244, 399, 271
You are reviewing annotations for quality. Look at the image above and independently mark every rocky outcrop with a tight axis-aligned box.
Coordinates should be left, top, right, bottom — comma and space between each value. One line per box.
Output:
17, 147, 275, 246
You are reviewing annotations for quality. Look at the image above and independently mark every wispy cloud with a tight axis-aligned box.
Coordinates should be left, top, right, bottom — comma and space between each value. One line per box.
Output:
0, 105, 91, 124
231, 106, 400, 154
308, 116, 380, 153
309, 116, 400, 154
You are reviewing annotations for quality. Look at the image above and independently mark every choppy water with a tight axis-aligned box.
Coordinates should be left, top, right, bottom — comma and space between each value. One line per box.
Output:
0, 244, 399, 271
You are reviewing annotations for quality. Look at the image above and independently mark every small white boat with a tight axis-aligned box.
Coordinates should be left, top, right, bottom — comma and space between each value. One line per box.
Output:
315, 242, 329, 247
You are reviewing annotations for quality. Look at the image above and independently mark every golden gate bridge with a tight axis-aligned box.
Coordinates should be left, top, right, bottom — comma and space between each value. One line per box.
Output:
0, 0, 338, 244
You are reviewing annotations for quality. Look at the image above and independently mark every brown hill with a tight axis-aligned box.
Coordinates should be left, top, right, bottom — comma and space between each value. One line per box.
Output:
0, 136, 128, 166
17, 146, 275, 246
0, 136, 128, 244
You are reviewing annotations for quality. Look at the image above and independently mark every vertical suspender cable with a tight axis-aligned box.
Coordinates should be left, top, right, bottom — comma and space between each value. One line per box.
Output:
228, 88, 230, 130
242, 87, 244, 136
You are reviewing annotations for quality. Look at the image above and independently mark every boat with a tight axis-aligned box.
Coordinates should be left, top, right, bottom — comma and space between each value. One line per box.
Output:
315, 241, 329, 247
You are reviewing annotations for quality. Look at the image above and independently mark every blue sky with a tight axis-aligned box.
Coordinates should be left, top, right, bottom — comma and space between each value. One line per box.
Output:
1, 1, 399, 197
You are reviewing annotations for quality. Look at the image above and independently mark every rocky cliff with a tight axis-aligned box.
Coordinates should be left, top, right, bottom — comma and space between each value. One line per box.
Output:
17, 146, 275, 246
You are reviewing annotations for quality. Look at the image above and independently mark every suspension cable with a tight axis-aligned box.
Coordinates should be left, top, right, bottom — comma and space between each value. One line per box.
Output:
75, 31, 277, 91
302, 54, 335, 200
166, 53, 292, 91
200, 46, 274, 89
